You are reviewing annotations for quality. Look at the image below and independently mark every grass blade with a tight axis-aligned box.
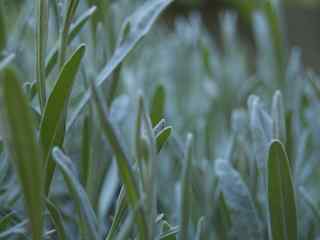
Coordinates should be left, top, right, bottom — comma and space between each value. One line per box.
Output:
268, 140, 298, 240
91, 82, 148, 239
52, 147, 100, 239
36, 0, 49, 111
0, 69, 44, 240
67, 0, 174, 130
40, 44, 86, 195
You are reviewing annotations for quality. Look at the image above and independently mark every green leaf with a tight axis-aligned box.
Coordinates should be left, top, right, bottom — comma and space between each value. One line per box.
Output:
263, 1, 286, 80
40, 44, 86, 195
80, 113, 92, 188
91, 82, 148, 239
45, 6, 96, 76
0, 5, 6, 51
178, 133, 193, 240
268, 140, 298, 240
46, 199, 68, 240
57, 0, 80, 68
151, 84, 166, 126
0, 69, 44, 240
215, 159, 262, 239
52, 147, 100, 239
272, 90, 286, 143
156, 126, 172, 153
105, 186, 127, 240
67, 0, 174, 130
36, 0, 49, 111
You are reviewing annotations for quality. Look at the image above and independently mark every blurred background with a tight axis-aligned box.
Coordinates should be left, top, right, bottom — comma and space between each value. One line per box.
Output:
3, 0, 320, 69
164, 0, 320, 70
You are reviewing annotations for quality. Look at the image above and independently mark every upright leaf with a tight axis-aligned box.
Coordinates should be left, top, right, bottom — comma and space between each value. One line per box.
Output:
40, 44, 85, 194
0, 69, 44, 240
178, 134, 193, 240
36, 0, 49, 111
268, 140, 298, 240
272, 90, 286, 144
151, 84, 166, 126
0, 4, 6, 52
91, 83, 148, 239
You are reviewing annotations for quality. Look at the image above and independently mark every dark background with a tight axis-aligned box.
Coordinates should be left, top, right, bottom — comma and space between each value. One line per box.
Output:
164, 1, 320, 70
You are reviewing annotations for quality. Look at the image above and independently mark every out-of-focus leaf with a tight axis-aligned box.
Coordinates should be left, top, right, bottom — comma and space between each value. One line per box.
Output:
40, 44, 85, 195
178, 134, 193, 240
0, 69, 44, 240
215, 159, 262, 239
151, 84, 166, 126
268, 140, 298, 240
195, 217, 205, 240
160, 226, 179, 240
52, 147, 100, 239
0, 220, 28, 239
67, 0, 174, 130
272, 90, 286, 143
0, 6, 6, 51
263, 0, 287, 81
156, 126, 172, 153
248, 95, 272, 170
299, 187, 320, 224
0, 54, 15, 71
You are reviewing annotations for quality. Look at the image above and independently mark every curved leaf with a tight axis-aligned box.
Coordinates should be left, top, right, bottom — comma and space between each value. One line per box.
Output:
40, 44, 86, 194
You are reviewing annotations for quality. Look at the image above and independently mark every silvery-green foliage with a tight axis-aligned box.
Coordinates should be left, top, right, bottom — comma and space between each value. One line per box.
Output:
0, 0, 320, 239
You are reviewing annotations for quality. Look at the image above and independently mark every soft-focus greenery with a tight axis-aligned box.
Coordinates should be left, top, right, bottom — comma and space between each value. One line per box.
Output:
0, 0, 320, 239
